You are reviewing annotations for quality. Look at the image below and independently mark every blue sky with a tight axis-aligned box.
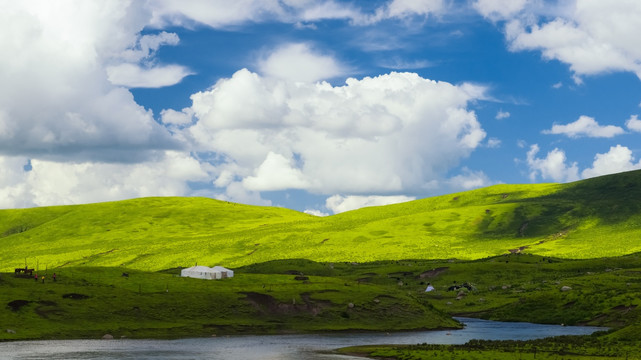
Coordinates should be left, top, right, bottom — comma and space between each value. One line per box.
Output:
2, 0, 641, 214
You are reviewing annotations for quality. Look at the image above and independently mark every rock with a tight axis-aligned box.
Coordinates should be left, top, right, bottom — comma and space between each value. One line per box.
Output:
373, 299, 380, 303
348, 302, 354, 308
102, 334, 114, 340
6, 329, 16, 334
446, 301, 452, 305
561, 286, 572, 292
457, 291, 466, 297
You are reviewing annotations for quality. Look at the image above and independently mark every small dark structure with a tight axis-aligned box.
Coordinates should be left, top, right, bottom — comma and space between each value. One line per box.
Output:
14, 267, 34, 278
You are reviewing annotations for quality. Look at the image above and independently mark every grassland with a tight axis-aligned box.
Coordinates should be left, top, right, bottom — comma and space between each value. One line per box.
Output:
1, 169, 641, 356
1, 169, 641, 272
0, 263, 458, 340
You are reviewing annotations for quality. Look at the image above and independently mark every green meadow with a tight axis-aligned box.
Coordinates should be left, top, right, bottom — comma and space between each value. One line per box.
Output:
1, 169, 641, 358
2, 169, 641, 272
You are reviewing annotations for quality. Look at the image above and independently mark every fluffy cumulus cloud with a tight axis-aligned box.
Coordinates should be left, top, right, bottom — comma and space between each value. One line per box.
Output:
0, 1, 206, 208
626, 115, 641, 132
0, 1, 181, 161
543, 115, 625, 138
526, 145, 579, 182
498, 0, 641, 81
258, 43, 348, 83
0, 152, 210, 208
182, 69, 487, 198
326, 195, 416, 214
447, 168, 492, 190
582, 145, 641, 179
526, 144, 641, 183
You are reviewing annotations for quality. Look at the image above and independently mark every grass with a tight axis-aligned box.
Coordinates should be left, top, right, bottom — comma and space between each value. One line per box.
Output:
0, 262, 458, 340
2, 170, 641, 272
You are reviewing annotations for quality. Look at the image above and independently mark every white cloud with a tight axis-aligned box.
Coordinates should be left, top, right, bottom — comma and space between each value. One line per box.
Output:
378, 57, 433, 70
582, 145, 641, 179
304, 209, 329, 217
487, 137, 502, 148
543, 115, 625, 138
215, 181, 272, 207
184, 69, 487, 196
326, 194, 415, 214
552, 81, 563, 89
148, 0, 288, 28
0, 151, 210, 209
447, 168, 491, 190
526, 143, 641, 184
297, 1, 364, 23
495, 110, 510, 119
626, 114, 641, 132
118, 31, 180, 63
526, 144, 580, 182
107, 63, 192, 88
383, 0, 444, 19
258, 43, 347, 83
501, 0, 641, 80
148, 0, 446, 29
0, 1, 179, 161
473, 0, 528, 21
160, 108, 195, 126
243, 152, 310, 191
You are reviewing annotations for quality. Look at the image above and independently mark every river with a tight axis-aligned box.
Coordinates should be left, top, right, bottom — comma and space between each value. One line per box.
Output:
0, 318, 606, 360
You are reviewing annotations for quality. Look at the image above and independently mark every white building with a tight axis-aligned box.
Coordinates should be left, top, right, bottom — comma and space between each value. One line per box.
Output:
180, 265, 234, 280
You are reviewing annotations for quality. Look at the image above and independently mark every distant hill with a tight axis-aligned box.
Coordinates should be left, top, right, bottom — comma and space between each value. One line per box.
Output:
1, 170, 640, 271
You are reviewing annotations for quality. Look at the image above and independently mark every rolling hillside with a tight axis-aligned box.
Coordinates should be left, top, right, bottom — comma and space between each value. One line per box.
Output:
1, 170, 640, 272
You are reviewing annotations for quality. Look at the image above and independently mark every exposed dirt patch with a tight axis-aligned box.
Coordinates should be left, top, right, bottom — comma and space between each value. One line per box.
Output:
62, 293, 90, 300
242, 291, 332, 316
612, 304, 637, 313
7, 300, 30, 311
418, 267, 449, 279
508, 246, 529, 254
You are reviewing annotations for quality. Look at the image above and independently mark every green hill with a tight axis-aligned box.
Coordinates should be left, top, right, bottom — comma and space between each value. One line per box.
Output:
1, 170, 641, 272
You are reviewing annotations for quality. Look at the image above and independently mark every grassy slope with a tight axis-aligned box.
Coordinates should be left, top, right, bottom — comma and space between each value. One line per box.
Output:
2, 170, 641, 272
0, 263, 459, 340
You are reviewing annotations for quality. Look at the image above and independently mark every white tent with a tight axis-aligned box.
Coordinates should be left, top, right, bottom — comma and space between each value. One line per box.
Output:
211, 266, 234, 278
180, 265, 234, 280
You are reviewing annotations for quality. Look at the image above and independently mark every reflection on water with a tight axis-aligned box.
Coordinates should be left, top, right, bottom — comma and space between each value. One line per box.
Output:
0, 318, 606, 360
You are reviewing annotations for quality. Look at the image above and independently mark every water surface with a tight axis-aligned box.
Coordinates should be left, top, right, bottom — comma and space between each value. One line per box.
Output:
0, 318, 606, 360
